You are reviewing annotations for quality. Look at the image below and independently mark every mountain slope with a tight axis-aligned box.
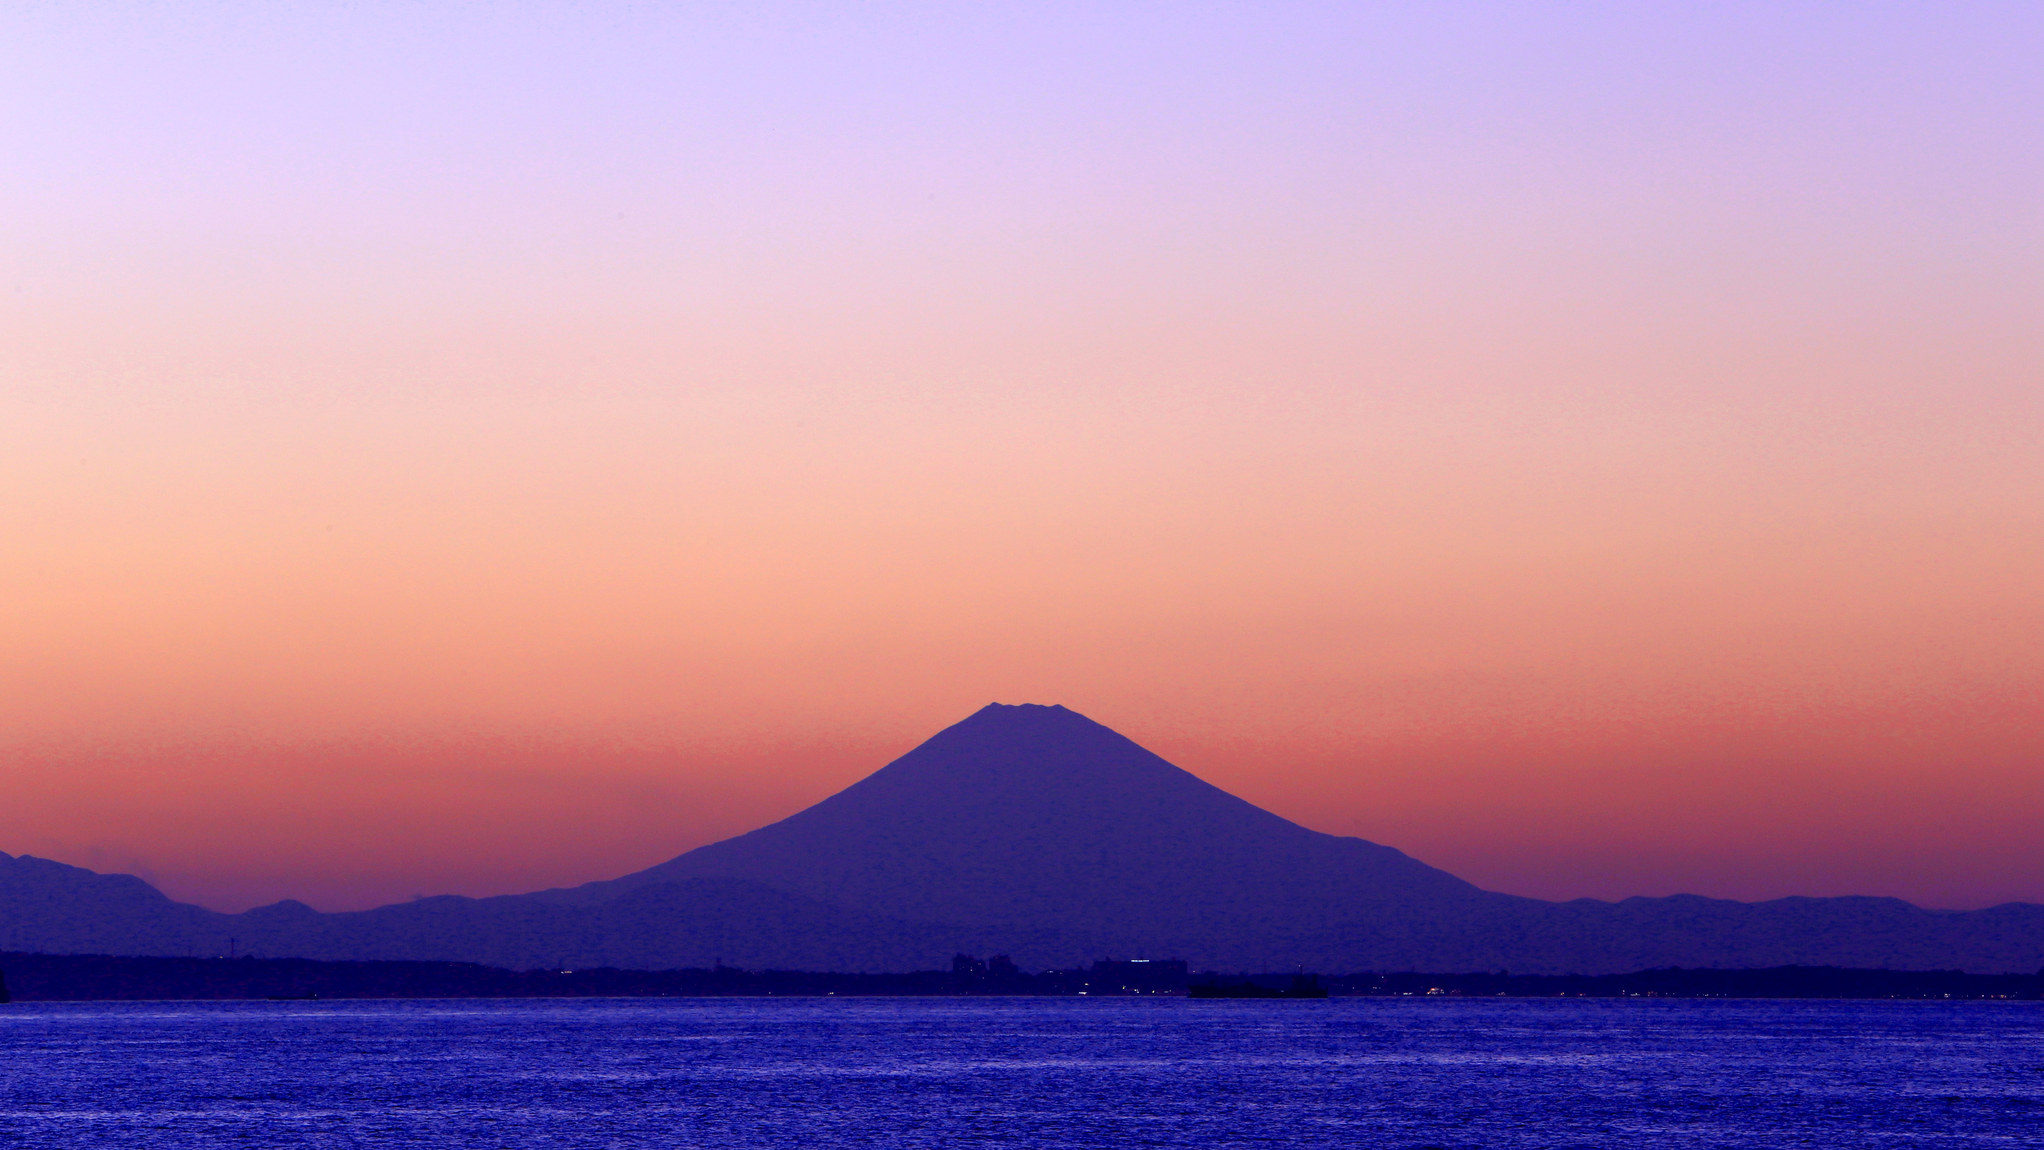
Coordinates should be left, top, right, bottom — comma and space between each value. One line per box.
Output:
5, 703, 2043, 973
0, 855, 971, 972
562, 703, 1488, 951
0, 853, 227, 957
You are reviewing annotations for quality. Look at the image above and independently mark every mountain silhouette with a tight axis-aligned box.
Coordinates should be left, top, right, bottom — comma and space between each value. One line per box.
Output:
5, 703, 2043, 973
556, 704, 1483, 935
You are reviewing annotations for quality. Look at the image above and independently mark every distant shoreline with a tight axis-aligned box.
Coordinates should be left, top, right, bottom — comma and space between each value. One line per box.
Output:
3, 953, 2040, 1003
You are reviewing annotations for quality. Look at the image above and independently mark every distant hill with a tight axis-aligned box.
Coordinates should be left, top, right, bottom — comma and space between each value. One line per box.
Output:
5, 703, 2043, 973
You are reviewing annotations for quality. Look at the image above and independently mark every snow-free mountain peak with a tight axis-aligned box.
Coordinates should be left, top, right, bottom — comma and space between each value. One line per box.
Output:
576, 702, 1479, 945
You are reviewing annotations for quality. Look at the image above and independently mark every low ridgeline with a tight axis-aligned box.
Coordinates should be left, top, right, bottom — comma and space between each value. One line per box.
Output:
3, 953, 2041, 1002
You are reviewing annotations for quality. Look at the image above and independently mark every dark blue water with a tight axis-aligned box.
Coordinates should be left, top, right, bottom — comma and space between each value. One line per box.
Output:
2, 998, 2039, 1147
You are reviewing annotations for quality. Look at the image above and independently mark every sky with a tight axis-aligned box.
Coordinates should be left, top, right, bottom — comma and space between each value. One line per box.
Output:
3, 2, 2040, 914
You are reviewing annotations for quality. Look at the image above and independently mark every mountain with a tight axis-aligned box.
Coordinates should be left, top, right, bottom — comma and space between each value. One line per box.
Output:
5, 703, 2043, 973
555, 703, 1487, 938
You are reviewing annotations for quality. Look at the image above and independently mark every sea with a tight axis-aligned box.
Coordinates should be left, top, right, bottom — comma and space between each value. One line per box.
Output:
1, 997, 2038, 1147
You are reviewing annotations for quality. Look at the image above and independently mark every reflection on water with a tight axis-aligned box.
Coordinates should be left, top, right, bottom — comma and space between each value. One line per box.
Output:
1, 997, 2039, 1147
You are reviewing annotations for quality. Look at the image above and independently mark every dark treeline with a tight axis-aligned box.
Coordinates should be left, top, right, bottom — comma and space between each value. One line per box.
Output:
2, 952, 2041, 1002
0, 954, 1186, 1001
1335, 968, 2044, 999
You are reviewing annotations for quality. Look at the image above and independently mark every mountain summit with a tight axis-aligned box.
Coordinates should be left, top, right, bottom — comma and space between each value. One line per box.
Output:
573, 703, 1480, 949
5, 703, 2043, 973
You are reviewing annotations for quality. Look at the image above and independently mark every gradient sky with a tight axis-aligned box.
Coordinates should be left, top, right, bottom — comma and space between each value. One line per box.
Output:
4, 2, 2041, 914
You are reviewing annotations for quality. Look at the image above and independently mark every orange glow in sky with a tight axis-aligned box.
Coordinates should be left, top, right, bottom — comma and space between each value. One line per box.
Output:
4, 4, 2040, 912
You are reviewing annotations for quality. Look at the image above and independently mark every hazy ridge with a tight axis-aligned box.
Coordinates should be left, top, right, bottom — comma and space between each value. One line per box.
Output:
6, 705, 2042, 974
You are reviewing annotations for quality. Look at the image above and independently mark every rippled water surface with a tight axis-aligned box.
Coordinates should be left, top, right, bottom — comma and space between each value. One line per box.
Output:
2, 997, 2040, 1147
